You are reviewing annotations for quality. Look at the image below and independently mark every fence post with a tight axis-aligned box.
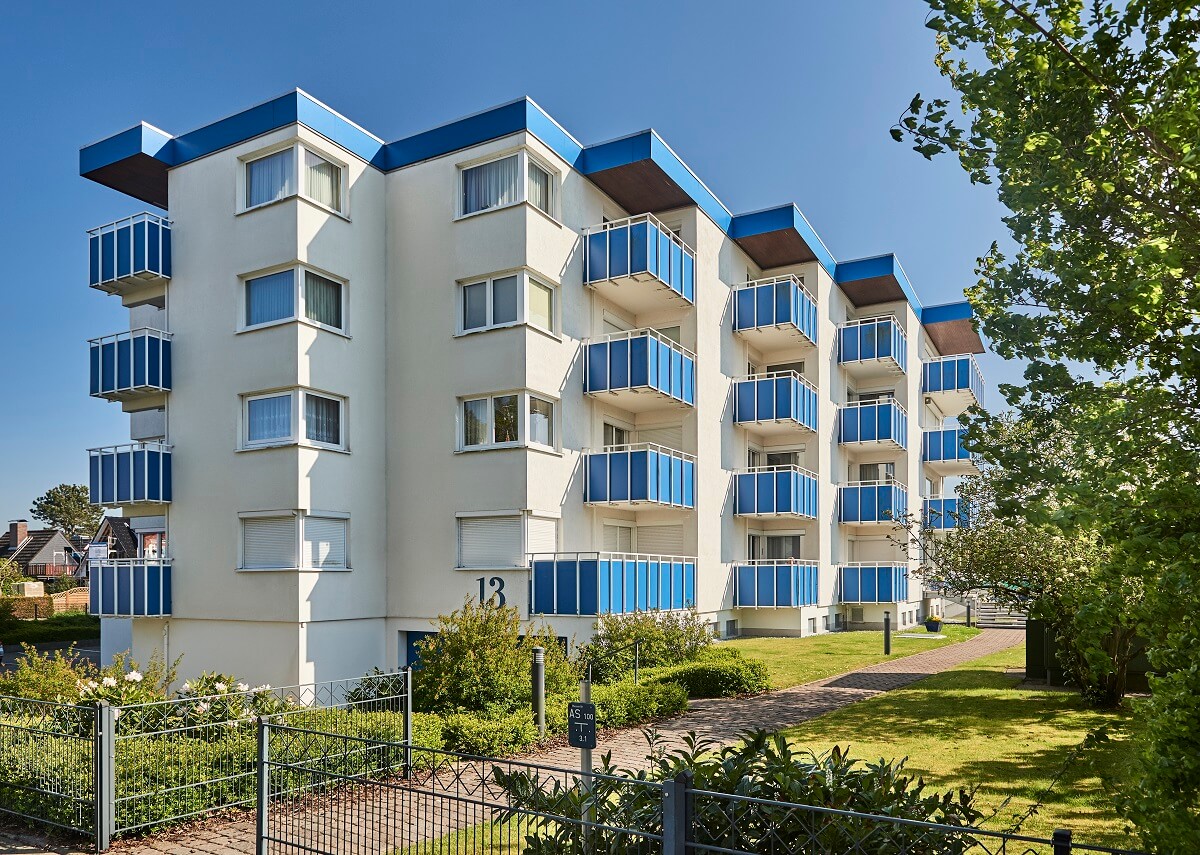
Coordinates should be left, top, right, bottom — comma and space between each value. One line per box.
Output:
661, 769, 691, 855
532, 647, 545, 739
403, 665, 414, 778
93, 701, 115, 852
1052, 828, 1072, 855
256, 718, 270, 855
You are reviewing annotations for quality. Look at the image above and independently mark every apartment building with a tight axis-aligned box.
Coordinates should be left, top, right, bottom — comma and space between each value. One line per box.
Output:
80, 91, 984, 685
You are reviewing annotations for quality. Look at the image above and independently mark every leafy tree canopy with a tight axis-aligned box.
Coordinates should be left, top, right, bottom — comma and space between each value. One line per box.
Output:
29, 483, 102, 538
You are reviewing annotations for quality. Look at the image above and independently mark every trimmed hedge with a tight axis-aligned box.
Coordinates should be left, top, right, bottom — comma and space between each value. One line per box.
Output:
546, 680, 688, 733
441, 709, 540, 756
0, 597, 54, 620
646, 657, 770, 698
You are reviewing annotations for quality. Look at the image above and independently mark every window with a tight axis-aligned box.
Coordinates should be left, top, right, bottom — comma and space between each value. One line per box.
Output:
603, 523, 634, 553
766, 450, 801, 467
834, 613, 843, 629
459, 151, 558, 218
853, 389, 895, 402
767, 360, 806, 375
822, 615, 829, 630
656, 326, 682, 344
244, 143, 345, 214
243, 265, 346, 333
765, 535, 803, 560
747, 448, 763, 468
241, 513, 348, 570
460, 391, 555, 451
856, 462, 895, 482
242, 389, 347, 451
603, 423, 630, 448
807, 618, 817, 634
456, 514, 554, 568
459, 272, 555, 334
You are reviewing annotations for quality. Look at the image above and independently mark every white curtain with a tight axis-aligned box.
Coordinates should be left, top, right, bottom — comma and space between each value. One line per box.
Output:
528, 161, 551, 213
461, 155, 519, 215
304, 271, 342, 328
304, 150, 340, 209
463, 398, 489, 446
246, 149, 295, 208
528, 397, 553, 446
304, 394, 341, 445
247, 394, 292, 442
246, 270, 295, 326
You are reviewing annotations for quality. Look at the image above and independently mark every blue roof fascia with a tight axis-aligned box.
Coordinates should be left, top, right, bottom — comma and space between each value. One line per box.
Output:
80, 123, 174, 175
835, 254, 923, 310
729, 205, 838, 278
921, 300, 974, 325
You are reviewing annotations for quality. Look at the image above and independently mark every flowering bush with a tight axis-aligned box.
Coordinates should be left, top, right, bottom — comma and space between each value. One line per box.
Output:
172, 672, 293, 731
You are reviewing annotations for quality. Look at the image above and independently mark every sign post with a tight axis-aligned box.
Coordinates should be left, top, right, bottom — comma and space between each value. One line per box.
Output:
570, 680, 598, 842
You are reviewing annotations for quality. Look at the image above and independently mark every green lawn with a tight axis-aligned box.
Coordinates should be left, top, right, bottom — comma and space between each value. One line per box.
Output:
0, 611, 100, 644
780, 644, 1135, 845
725, 625, 981, 689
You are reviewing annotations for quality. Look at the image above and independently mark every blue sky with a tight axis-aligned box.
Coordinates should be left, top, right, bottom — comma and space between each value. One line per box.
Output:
0, 0, 1018, 524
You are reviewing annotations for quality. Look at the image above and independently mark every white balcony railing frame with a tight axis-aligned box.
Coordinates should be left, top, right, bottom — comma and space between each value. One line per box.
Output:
87, 327, 174, 349
582, 211, 696, 258
736, 463, 819, 480
586, 442, 696, 464
585, 327, 697, 362
735, 370, 818, 397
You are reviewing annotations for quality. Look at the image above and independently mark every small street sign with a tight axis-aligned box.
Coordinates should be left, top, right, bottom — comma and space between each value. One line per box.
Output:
567, 701, 597, 749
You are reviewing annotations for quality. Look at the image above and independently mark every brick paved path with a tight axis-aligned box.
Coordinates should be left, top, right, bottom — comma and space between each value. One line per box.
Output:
0, 629, 1022, 854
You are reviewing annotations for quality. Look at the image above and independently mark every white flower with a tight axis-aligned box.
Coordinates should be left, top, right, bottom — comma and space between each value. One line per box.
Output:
195, 701, 210, 714
180, 681, 192, 694
112, 709, 121, 720
236, 683, 249, 693
214, 682, 228, 693
125, 671, 143, 683
87, 680, 99, 690
102, 677, 118, 688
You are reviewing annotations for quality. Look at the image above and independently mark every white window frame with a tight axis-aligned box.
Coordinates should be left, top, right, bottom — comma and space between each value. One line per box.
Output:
456, 269, 557, 336
240, 388, 349, 452
239, 141, 349, 216
458, 390, 559, 453
239, 264, 349, 335
237, 510, 350, 572
454, 510, 561, 570
455, 148, 560, 221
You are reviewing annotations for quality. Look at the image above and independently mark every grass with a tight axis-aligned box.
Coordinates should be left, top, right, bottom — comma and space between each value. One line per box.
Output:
725, 625, 981, 689
0, 611, 100, 644
780, 644, 1136, 845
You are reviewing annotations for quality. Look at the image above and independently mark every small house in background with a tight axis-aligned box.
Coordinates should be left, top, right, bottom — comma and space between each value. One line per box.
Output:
0, 520, 84, 582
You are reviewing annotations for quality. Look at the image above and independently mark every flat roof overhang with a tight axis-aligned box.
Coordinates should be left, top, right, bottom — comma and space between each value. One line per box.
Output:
921, 302, 985, 355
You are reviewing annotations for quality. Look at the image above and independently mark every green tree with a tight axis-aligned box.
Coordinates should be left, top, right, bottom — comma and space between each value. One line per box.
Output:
894, 3, 1200, 849
0, 557, 26, 597
29, 484, 102, 537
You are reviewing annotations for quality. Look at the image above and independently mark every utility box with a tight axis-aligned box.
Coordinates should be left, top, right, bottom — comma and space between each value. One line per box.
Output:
13, 581, 45, 598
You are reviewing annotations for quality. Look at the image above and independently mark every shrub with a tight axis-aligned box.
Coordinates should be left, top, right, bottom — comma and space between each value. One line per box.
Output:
413, 598, 578, 716
546, 680, 688, 734
495, 732, 983, 853
646, 657, 770, 698
442, 710, 539, 756
584, 609, 713, 682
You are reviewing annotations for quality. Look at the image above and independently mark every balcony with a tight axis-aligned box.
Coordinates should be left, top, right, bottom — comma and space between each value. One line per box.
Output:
584, 214, 695, 313
923, 496, 972, 530
734, 372, 818, 436
529, 552, 696, 616
734, 466, 818, 519
838, 481, 908, 526
88, 328, 172, 409
922, 426, 980, 475
734, 560, 819, 608
90, 559, 172, 617
88, 442, 172, 507
584, 444, 695, 510
585, 328, 695, 411
732, 275, 818, 350
837, 316, 907, 378
838, 399, 908, 450
922, 354, 984, 417
88, 213, 172, 308
838, 563, 910, 603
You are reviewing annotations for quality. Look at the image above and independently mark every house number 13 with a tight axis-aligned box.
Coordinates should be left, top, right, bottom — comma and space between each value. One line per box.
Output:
477, 576, 506, 606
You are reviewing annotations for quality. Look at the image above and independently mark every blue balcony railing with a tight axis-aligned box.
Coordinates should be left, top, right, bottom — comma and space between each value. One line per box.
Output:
88, 442, 172, 506
734, 466, 818, 518
89, 328, 172, 401
922, 426, 979, 473
733, 275, 818, 347
734, 372, 818, 433
88, 213, 172, 294
584, 213, 695, 306
838, 481, 908, 524
838, 399, 908, 449
922, 354, 984, 415
585, 329, 695, 408
837, 316, 907, 374
734, 560, 819, 608
838, 563, 909, 603
923, 496, 972, 530
90, 559, 172, 617
530, 552, 696, 616
584, 444, 695, 509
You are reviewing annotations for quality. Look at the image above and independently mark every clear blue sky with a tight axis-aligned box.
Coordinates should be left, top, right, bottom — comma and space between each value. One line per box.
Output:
0, 0, 1019, 525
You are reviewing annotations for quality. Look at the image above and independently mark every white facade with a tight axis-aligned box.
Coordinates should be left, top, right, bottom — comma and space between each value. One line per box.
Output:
82, 92, 983, 686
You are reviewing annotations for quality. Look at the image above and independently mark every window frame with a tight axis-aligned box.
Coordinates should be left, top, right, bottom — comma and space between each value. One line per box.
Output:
456, 269, 557, 336
237, 510, 350, 572
240, 141, 349, 217
454, 510, 561, 570
240, 388, 349, 452
239, 263, 349, 336
455, 148, 560, 221
457, 390, 559, 453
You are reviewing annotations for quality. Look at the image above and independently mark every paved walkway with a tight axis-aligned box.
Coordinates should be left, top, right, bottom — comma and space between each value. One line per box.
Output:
1, 629, 1022, 854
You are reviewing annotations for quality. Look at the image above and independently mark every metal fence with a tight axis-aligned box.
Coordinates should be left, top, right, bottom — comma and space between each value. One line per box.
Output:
0, 669, 410, 850
258, 720, 1146, 855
